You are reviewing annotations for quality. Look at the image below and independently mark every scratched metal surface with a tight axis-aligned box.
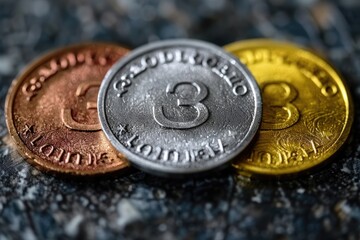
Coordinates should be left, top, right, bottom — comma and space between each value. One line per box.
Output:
0, 0, 360, 239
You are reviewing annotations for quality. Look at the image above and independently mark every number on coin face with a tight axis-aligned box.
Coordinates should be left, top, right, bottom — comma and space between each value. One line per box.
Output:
225, 39, 353, 176
61, 81, 102, 131
5, 43, 130, 175
98, 40, 262, 176
261, 81, 299, 130
153, 81, 209, 129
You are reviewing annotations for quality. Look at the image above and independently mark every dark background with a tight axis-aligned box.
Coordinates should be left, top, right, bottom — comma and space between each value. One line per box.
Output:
1, 0, 360, 239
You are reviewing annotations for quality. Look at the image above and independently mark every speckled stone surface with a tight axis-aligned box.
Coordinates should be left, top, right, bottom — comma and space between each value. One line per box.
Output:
1, 0, 360, 239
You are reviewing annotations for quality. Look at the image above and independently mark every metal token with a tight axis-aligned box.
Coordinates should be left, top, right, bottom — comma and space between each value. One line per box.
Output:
225, 39, 353, 176
5, 43, 130, 175
98, 39, 262, 176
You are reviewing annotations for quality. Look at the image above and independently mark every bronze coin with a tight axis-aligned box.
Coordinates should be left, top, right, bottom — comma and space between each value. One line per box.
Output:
5, 43, 130, 175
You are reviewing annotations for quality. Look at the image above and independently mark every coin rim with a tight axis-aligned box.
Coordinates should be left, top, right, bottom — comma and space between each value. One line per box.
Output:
225, 38, 354, 176
5, 42, 130, 176
98, 39, 262, 176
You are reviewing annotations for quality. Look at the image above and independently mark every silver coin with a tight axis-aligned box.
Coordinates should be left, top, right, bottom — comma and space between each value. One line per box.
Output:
98, 39, 262, 176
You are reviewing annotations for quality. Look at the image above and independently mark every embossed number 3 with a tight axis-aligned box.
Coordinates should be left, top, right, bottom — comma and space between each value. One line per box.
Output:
61, 82, 101, 131
153, 81, 209, 129
261, 81, 300, 130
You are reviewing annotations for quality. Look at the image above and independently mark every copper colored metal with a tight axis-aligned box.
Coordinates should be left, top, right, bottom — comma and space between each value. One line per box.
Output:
5, 43, 130, 175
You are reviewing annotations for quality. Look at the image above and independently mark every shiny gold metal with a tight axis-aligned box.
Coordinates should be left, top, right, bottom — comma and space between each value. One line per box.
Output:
5, 43, 130, 175
225, 39, 353, 176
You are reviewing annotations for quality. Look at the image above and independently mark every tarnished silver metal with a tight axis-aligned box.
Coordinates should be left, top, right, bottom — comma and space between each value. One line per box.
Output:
98, 39, 262, 176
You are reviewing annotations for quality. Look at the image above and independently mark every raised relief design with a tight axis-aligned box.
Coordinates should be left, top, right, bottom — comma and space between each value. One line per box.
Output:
113, 49, 249, 98
229, 46, 347, 173
116, 124, 128, 136
22, 50, 112, 101
61, 81, 101, 131
30, 132, 112, 166
22, 124, 34, 138
153, 81, 209, 129
261, 81, 300, 130
247, 138, 322, 166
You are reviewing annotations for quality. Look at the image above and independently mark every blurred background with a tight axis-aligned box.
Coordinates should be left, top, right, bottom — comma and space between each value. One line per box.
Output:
1, 0, 360, 239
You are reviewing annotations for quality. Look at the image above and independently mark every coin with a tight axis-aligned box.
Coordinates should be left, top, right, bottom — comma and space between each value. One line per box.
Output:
225, 39, 353, 176
98, 39, 262, 176
5, 43, 130, 175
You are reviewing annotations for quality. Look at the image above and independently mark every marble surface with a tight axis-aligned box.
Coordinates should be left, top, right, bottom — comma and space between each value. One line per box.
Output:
1, 0, 360, 239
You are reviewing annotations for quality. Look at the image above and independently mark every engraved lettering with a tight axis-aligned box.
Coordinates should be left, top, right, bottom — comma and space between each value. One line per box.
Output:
233, 82, 248, 96
22, 78, 42, 101
87, 153, 95, 165
246, 50, 339, 98
66, 53, 77, 67
258, 151, 272, 165
228, 71, 242, 84
38, 145, 110, 166
64, 152, 82, 165
85, 51, 95, 65
39, 144, 55, 157
60, 57, 69, 69
218, 64, 228, 75
23, 51, 114, 102
158, 51, 174, 64
189, 52, 203, 65
126, 135, 138, 148
321, 82, 338, 97
277, 152, 285, 165
241, 50, 340, 99
204, 56, 218, 68
22, 124, 34, 137
197, 149, 207, 160
30, 135, 42, 146
141, 56, 158, 68
117, 50, 247, 99
184, 150, 196, 162
212, 64, 248, 96
38, 59, 59, 80
152, 146, 163, 160
136, 144, 152, 156
98, 153, 111, 164
175, 50, 187, 63
205, 139, 225, 158
124, 137, 224, 163
216, 139, 225, 153
238, 51, 254, 65
205, 144, 215, 158
114, 75, 131, 98
53, 148, 65, 162
117, 124, 128, 136
130, 62, 147, 78
248, 147, 313, 166
77, 53, 85, 63
86, 152, 109, 165
162, 149, 179, 163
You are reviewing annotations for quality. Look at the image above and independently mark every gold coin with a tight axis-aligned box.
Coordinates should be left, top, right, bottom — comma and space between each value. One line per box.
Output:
225, 39, 353, 176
